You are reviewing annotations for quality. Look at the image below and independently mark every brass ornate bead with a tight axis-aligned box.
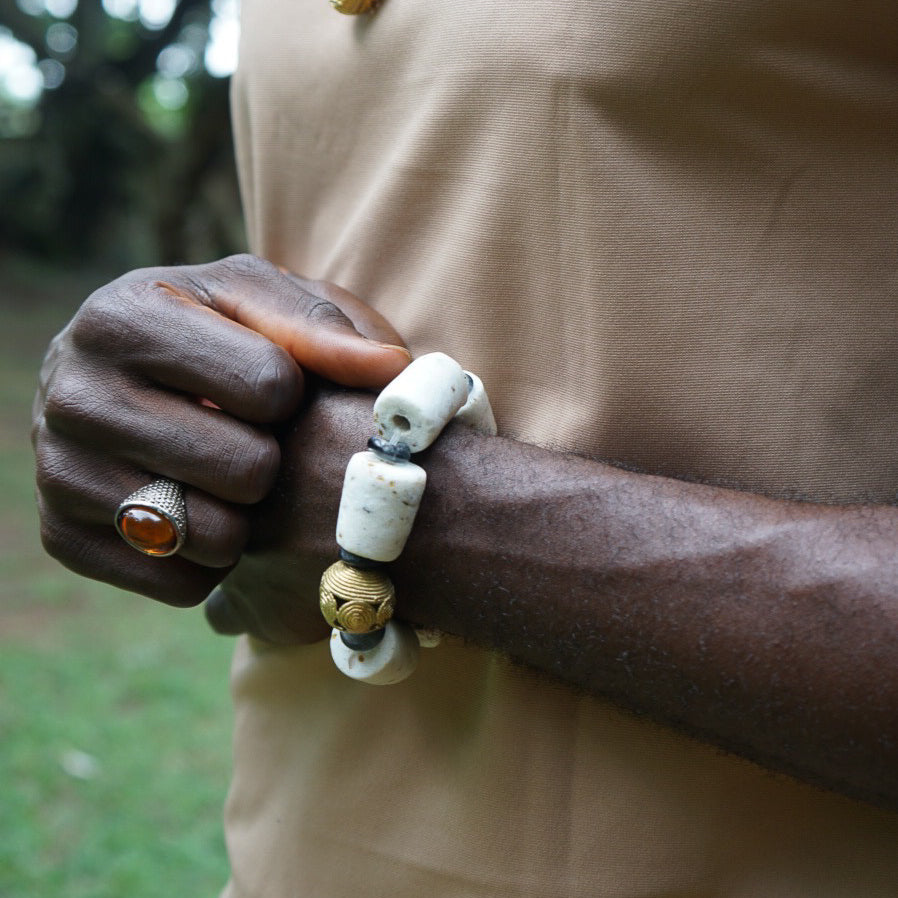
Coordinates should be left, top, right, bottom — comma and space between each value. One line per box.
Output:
330, 0, 378, 14
319, 561, 395, 633
336, 601, 377, 633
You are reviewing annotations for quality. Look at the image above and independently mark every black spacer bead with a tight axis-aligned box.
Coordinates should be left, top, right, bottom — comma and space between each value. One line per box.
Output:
340, 629, 386, 651
367, 435, 411, 462
339, 547, 386, 570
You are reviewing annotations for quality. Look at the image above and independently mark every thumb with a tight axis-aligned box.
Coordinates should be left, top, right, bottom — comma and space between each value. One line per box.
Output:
251, 267, 411, 389
283, 275, 406, 347
280, 273, 413, 387
168, 256, 411, 390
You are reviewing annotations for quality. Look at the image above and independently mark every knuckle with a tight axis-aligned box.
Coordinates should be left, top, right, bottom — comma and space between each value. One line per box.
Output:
42, 372, 99, 433
34, 440, 106, 517
175, 270, 215, 306
69, 286, 131, 346
215, 435, 281, 504
276, 270, 350, 329
181, 255, 279, 314
301, 295, 350, 328
189, 507, 250, 568
42, 369, 118, 437
212, 253, 277, 289
34, 437, 73, 502
246, 349, 302, 420
223, 252, 272, 276
68, 280, 160, 356
38, 509, 84, 567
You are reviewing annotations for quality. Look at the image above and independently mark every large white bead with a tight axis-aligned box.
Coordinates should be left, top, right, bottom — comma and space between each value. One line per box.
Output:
336, 450, 426, 562
330, 621, 420, 685
454, 371, 498, 435
373, 352, 468, 452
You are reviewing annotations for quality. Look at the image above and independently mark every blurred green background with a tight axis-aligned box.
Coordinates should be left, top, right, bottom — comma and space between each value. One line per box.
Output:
1, 2, 247, 894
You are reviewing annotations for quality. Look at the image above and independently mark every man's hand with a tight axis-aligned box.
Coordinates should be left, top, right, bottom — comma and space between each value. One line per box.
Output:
31, 254, 409, 608
203, 387, 375, 645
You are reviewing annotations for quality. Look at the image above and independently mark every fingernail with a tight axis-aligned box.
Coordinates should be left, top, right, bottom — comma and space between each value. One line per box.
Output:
372, 342, 412, 361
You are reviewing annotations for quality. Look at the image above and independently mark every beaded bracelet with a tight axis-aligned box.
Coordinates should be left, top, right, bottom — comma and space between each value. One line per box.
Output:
318, 352, 496, 685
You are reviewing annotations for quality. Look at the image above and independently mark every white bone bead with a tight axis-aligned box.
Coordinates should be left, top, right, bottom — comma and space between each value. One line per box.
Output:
330, 621, 420, 685
454, 371, 498, 435
336, 450, 426, 562
373, 352, 468, 452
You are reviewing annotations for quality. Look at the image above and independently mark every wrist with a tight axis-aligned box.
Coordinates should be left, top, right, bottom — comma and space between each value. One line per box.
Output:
319, 356, 498, 683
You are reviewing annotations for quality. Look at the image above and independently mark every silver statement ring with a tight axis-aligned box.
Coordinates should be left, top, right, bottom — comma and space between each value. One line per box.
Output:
114, 477, 187, 557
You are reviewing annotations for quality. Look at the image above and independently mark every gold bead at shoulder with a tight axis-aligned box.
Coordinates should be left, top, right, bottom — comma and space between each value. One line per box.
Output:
330, 0, 379, 14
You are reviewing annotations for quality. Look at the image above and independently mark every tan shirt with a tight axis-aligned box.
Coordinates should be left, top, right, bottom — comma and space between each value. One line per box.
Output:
222, 1, 898, 895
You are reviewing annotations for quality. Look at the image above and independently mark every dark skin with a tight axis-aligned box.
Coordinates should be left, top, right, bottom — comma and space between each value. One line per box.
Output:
33, 255, 409, 600
32, 255, 898, 810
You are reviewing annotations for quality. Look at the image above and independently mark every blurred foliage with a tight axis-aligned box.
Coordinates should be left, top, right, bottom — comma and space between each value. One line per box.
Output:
0, 235, 235, 898
0, 0, 244, 270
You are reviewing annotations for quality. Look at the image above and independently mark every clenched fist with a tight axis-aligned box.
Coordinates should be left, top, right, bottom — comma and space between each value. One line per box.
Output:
32, 254, 408, 609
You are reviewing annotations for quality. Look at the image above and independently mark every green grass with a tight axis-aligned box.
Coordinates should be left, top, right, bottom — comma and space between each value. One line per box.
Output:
0, 261, 234, 897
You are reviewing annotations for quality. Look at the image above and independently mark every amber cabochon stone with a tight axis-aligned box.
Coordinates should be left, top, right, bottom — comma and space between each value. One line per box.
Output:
117, 506, 179, 555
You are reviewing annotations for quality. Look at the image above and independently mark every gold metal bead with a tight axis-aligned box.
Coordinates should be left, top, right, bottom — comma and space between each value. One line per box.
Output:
336, 601, 377, 632
330, 0, 378, 14
319, 561, 395, 633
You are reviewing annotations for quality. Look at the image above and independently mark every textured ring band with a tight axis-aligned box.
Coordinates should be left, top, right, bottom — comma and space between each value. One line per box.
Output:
115, 477, 187, 557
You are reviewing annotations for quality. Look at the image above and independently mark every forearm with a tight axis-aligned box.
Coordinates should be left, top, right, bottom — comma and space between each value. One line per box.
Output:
240, 387, 897, 806
388, 418, 898, 808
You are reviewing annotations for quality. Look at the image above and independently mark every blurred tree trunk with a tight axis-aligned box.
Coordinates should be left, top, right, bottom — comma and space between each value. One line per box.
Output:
0, 0, 244, 269
155, 74, 245, 265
